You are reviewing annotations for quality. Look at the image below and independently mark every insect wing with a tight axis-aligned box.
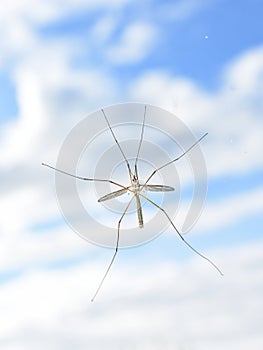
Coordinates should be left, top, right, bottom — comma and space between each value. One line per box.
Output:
98, 188, 128, 202
144, 184, 175, 192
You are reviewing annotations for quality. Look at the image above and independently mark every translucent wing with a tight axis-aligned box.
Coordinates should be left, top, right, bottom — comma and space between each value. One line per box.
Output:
144, 184, 174, 192
98, 188, 128, 202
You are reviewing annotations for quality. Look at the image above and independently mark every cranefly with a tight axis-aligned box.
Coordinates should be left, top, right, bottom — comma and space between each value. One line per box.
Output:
42, 106, 223, 301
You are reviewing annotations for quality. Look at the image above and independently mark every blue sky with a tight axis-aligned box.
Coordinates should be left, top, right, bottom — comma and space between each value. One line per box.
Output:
0, 0, 263, 349
35, 0, 263, 87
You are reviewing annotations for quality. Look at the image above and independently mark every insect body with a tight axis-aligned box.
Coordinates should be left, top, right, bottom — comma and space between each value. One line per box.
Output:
42, 105, 223, 301
97, 166, 175, 228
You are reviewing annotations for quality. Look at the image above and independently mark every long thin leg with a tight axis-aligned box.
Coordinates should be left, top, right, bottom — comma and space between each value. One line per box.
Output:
42, 162, 128, 190
142, 133, 208, 189
91, 195, 135, 302
134, 105, 146, 179
101, 109, 133, 181
139, 192, 223, 276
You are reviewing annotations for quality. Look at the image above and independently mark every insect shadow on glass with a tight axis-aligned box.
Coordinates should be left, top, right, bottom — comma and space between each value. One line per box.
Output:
42, 106, 223, 301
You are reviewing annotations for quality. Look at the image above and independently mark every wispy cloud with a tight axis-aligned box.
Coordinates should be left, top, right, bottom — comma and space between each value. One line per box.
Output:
106, 22, 157, 64
192, 186, 263, 233
1, 36, 263, 273
159, 0, 213, 21
0, 1, 262, 349
129, 45, 263, 176
0, 240, 262, 349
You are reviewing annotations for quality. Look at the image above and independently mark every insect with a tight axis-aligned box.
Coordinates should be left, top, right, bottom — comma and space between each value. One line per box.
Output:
42, 105, 223, 301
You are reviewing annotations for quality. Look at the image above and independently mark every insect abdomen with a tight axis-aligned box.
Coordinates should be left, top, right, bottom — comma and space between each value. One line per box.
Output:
135, 195, 143, 228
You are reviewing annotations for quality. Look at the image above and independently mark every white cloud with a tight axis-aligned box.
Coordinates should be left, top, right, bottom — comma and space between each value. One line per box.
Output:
129, 45, 263, 177
165, 184, 263, 238
188, 186, 263, 234
0, 6, 262, 350
0, 46, 120, 167
91, 15, 118, 42
0, 0, 129, 25
0, 224, 89, 272
0, 0, 130, 67
106, 22, 157, 64
0, 178, 261, 273
1, 38, 263, 274
160, 0, 213, 21
224, 46, 263, 93
0, 240, 262, 349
